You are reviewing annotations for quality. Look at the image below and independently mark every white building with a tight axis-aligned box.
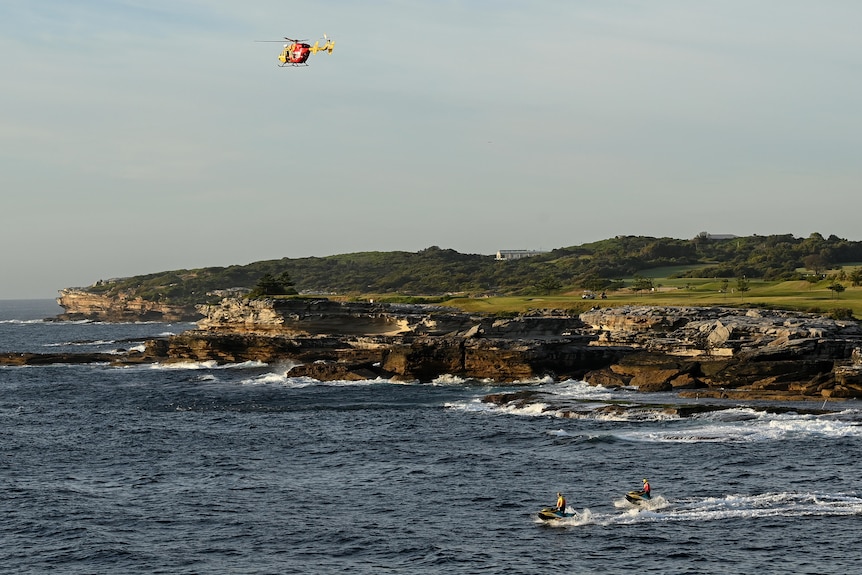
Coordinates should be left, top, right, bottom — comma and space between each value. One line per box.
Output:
495, 249, 549, 261
706, 234, 738, 241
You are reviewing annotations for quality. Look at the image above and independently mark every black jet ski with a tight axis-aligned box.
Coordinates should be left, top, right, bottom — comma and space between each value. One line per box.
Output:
537, 507, 574, 521
625, 490, 651, 504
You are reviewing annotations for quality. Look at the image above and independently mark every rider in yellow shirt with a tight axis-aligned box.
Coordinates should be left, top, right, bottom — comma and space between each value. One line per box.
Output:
555, 492, 567, 514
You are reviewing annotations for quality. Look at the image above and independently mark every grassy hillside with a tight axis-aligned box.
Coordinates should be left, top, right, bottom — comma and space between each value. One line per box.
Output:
75, 234, 862, 318
439, 275, 862, 318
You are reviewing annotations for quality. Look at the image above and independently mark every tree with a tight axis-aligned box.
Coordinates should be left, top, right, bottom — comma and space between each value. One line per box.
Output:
803, 253, 829, 275
691, 231, 710, 254
632, 275, 654, 295
828, 282, 846, 299
275, 271, 296, 292
736, 277, 750, 301
850, 268, 862, 287
248, 272, 299, 298
582, 276, 607, 292
534, 276, 562, 295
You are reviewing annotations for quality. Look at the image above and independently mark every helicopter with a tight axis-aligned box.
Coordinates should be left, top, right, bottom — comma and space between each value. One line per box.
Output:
256, 34, 335, 67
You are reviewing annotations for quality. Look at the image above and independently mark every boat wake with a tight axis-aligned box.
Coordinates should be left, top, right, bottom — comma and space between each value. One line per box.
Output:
538, 492, 862, 527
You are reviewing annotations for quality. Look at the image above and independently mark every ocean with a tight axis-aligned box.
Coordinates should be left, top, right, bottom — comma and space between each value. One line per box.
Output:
2, 299, 862, 574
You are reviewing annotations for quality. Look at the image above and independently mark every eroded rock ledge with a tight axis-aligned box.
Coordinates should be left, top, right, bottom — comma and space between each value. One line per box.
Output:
150, 299, 862, 400
153, 298, 620, 383
579, 306, 862, 399
56, 288, 199, 322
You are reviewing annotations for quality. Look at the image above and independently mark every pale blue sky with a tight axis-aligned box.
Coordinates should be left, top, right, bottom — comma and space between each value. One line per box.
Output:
2, 1, 861, 298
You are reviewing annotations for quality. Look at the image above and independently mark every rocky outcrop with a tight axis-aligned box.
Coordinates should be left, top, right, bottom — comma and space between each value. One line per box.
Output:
137, 298, 623, 382
580, 306, 862, 356
56, 288, 199, 322
141, 300, 862, 399
194, 297, 586, 339
31, 295, 862, 401
480, 389, 837, 419
579, 306, 862, 399
195, 298, 479, 336
0, 350, 157, 367
185, 298, 610, 380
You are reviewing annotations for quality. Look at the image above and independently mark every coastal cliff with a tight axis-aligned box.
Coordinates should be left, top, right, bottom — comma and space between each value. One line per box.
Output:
57, 288, 200, 322
151, 298, 620, 382
143, 298, 862, 400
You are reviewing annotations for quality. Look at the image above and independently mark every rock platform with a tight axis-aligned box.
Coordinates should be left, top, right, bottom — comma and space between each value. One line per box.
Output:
158, 300, 862, 400
15, 298, 862, 401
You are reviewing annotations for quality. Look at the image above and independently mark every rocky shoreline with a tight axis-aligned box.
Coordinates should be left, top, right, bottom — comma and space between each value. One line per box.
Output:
55, 288, 200, 322
11, 297, 862, 402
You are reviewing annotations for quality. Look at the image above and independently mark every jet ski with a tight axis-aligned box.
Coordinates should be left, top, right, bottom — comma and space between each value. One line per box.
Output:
625, 490, 651, 504
537, 507, 574, 521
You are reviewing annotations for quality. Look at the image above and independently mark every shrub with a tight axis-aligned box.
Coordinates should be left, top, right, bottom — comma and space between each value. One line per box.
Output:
828, 308, 854, 320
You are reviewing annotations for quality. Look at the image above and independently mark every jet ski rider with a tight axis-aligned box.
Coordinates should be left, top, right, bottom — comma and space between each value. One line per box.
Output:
641, 478, 651, 499
555, 492, 567, 514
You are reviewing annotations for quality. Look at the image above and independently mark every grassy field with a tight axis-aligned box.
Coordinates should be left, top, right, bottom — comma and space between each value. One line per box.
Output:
441, 278, 862, 318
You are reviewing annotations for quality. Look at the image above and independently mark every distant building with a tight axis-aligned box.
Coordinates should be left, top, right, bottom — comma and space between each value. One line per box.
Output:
495, 249, 549, 261
706, 234, 738, 241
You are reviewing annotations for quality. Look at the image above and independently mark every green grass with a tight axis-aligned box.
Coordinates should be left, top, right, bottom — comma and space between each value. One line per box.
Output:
442, 280, 862, 318
442, 296, 597, 315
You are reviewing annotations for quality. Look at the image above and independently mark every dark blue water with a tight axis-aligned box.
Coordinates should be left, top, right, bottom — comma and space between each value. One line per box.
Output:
2, 300, 862, 574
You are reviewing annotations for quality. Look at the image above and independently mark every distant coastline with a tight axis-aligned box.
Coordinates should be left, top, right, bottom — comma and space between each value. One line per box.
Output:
44, 233, 862, 320
0, 299, 64, 321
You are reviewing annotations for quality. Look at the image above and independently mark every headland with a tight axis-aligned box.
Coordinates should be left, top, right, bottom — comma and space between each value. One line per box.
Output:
13, 296, 861, 405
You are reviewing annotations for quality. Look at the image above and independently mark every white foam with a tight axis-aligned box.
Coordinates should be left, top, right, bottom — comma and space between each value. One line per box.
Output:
761, 411, 862, 438
43, 339, 116, 347
591, 407, 682, 423
502, 402, 551, 416
445, 398, 500, 413
613, 495, 670, 512
448, 397, 552, 416
223, 360, 268, 369
243, 372, 291, 385
432, 374, 469, 385
536, 507, 596, 527
150, 360, 220, 370
650, 492, 862, 523
149, 360, 269, 371
618, 409, 862, 443
0, 318, 48, 325
616, 425, 761, 443
553, 379, 616, 400
518, 375, 556, 385
238, 369, 389, 388
551, 492, 862, 527
460, 379, 687, 421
